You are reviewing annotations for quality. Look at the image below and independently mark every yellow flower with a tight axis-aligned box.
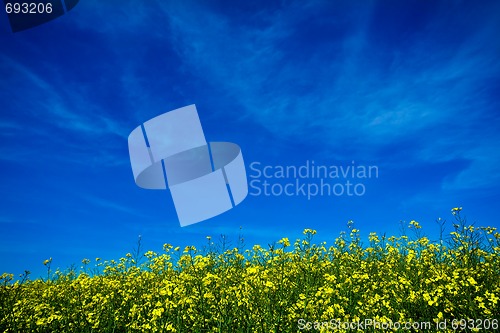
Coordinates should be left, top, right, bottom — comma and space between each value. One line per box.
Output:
279, 237, 290, 247
303, 228, 317, 235
409, 220, 422, 229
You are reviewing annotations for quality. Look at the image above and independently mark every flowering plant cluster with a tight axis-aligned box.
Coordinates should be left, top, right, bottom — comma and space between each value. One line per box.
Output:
1, 209, 499, 332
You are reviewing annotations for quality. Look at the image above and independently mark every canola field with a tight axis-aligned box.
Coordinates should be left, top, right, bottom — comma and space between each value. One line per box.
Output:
1, 208, 499, 332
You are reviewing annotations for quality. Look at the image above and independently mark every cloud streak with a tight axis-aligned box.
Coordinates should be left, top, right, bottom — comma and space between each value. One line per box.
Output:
0, 55, 130, 165
160, 1, 500, 190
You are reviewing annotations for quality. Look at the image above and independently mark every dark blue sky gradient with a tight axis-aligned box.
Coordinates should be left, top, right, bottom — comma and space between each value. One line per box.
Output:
1, 0, 499, 278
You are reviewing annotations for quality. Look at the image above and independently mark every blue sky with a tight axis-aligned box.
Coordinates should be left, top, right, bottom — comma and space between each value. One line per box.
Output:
1, 0, 499, 278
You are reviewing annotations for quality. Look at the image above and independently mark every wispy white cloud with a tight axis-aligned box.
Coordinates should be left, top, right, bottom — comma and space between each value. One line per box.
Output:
2, 0, 497, 189
2, 55, 128, 135
159, 1, 500, 189
82, 195, 151, 218
0, 55, 130, 165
